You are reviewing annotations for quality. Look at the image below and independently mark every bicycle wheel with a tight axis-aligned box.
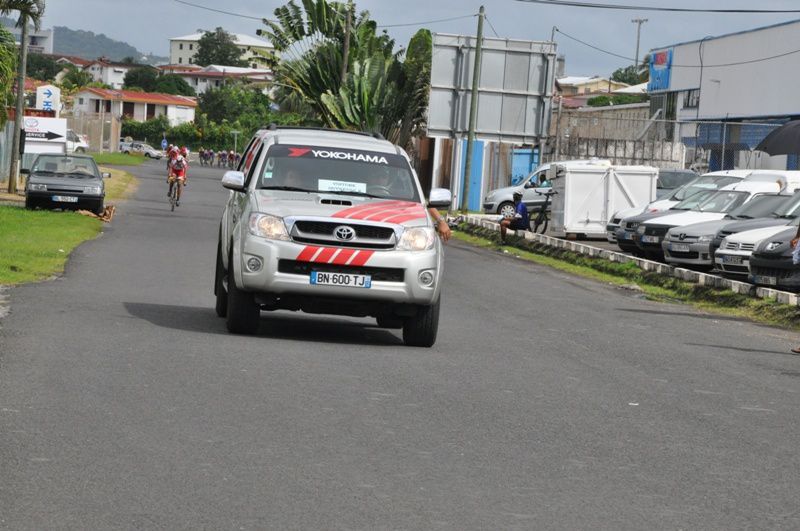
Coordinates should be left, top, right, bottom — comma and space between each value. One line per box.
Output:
170, 183, 177, 211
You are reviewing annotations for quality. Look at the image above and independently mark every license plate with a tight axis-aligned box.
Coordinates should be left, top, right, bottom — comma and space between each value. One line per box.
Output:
722, 255, 743, 265
754, 275, 777, 286
670, 243, 691, 252
52, 195, 78, 203
641, 235, 660, 243
310, 271, 371, 288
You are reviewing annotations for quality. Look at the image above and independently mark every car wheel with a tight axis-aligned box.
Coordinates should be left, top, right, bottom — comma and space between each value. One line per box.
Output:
145, 153, 151, 158
93, 203, 104, 216
402, 297, 440, 347
75, 147, 85, 153
225, 250, 260, 334
497, 201, 515, 218
25, 197, 36, 210
124, 150, 130, 155
214, 240, 228, 318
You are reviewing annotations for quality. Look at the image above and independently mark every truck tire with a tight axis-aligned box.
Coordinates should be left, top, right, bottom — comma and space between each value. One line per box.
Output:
25, 197, 36, 210
225, 251, 260, 334
214, 241, 228, 317
402, 298, 440, 347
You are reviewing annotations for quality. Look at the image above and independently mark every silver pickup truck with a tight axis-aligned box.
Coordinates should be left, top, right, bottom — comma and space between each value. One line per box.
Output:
214, 126, 452, 347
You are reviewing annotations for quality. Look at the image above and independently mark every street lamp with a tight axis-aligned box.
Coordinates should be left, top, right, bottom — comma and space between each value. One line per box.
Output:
231, 130, 240, 154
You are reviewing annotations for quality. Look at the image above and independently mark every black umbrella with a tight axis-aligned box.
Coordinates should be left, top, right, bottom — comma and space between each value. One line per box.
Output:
755, 120, 800, 155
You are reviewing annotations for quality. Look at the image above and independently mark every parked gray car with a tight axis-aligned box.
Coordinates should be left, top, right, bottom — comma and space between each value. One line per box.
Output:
24, 153, 108, 215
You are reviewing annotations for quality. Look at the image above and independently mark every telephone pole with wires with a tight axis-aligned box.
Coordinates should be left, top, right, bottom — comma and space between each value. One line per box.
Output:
461, 6, 484, 211
631, 18, 648, 67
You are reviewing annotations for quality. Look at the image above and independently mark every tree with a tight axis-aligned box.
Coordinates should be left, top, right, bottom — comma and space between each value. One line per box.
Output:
153, 74, 195, 96
260, 0, 430, 149
0, 26, 16, 127
120, 55, 137, 64
26, 52, 60, 81
194, 28, 248, 67
59, 64, 92, 90
611, 65, 646, 86
123, 66, 158, 91
199, 83, 270, 123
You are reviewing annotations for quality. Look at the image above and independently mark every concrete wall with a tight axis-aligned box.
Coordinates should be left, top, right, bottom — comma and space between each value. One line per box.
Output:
166, 105, 196, 126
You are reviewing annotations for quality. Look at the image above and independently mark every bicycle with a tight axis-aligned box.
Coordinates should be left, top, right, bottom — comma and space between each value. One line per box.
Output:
529, 189, 557, 234
168, 177, 182, 211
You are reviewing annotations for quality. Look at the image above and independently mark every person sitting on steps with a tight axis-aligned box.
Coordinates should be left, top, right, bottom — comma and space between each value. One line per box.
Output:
500, 191, 529, 243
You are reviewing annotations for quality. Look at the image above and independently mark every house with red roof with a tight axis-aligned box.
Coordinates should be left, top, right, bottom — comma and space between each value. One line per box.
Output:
71, 87, 197, 126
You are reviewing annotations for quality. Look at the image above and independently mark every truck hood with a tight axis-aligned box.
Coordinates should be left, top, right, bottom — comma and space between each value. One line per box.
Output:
254, 191, 430, 228
643, 211, 725, 227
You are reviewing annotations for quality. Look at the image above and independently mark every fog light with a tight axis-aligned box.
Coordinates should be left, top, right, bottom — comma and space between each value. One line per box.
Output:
246, 255, 263, 272
418, 269, 435, 287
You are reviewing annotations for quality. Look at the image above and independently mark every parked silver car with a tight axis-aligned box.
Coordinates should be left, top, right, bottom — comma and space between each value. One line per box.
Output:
121, 141, 163, 159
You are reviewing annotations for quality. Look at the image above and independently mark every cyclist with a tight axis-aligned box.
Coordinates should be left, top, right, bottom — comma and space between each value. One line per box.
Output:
228, 150, 235, 168
219, 150, 228, 168
499, 191, 529, 243
168, 154, 188, 206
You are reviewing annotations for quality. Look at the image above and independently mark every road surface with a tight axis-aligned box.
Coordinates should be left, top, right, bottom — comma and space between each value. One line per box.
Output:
1, 160, 799, 530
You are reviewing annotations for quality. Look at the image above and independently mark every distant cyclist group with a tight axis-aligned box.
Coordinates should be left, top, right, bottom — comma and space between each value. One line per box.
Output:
198, 148, 241, 168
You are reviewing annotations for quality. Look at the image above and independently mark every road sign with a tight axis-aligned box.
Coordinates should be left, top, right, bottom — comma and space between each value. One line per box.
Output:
35, 85, 61, 118
23, 116, 67, 143
161, 138, 168, 150
427, 33, 557, 144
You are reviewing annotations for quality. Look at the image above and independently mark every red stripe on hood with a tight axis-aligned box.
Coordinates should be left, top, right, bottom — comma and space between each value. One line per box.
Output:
314, 247, 337, 263
349, 250, 374, 267
368, 205, 426, 223
381, 212, 427, 225
332, 248, 357, 265
333, 200, 416, 220
296, 246, 321, 262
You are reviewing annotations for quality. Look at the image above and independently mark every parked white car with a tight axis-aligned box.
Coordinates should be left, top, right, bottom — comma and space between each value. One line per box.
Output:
714, 224, 795, 277
66, 129, 89, 153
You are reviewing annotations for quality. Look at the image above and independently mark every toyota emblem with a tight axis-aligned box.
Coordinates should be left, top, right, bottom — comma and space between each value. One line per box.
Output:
334, 225, 356, 241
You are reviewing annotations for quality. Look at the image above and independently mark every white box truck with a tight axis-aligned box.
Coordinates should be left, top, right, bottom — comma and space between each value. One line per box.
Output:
548, 163, 659, 238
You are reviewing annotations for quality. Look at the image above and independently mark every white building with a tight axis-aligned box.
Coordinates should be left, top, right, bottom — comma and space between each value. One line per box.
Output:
174, 65, 272, 94
169, 32, 273, 68
647, 19, 800, 171
3, 22, 53, 54
72, 88, 197, 126
84, 60, 145, 90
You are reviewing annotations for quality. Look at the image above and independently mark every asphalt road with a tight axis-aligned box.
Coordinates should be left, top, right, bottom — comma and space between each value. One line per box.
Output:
2, 160, 800, 530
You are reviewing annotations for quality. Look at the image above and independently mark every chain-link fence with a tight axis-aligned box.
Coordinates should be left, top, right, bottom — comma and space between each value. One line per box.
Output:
65, 111, 122, 152
549, 109, 786, 172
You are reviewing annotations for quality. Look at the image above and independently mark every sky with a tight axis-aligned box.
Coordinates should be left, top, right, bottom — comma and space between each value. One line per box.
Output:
43, 0, 800, 76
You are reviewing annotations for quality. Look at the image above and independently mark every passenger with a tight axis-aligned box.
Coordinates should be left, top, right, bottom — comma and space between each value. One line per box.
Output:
499, 191, 529, 243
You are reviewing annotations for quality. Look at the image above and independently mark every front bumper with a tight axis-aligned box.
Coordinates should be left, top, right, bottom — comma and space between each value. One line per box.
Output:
614, 227, 639, 252
662, 239, 713, 266
238, 237, 442, 306
748, 254, 800, 291
26, 190, 103, 209
713, 249, 751, 277
483, 201, 497, 214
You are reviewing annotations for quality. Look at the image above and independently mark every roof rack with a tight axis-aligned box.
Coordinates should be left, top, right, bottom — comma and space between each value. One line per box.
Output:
263, 124, 385, 141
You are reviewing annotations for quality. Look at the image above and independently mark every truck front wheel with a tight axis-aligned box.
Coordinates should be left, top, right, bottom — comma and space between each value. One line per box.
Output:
402, 298, 440, 347
225, 252, 260, 334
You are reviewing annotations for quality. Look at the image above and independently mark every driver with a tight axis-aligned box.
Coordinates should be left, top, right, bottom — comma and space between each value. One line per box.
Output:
284, 168, 308, 189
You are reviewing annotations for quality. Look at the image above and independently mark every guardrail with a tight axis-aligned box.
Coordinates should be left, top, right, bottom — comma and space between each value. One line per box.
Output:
463, 214, 800, 306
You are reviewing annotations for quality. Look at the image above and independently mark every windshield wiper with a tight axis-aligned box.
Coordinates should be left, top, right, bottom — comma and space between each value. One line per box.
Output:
734, 214, 753, 219
260, 186, 314, 193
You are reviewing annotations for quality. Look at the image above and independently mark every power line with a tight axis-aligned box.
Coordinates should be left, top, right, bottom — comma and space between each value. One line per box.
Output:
377, 13, 477, 28
515, 0, 800, 13
173, 0, 265, 21
484, 15, 500, 38
555, 28, 800, 68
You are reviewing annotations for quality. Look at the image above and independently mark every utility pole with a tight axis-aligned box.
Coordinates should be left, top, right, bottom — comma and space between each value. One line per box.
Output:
340, 1, 353, 85
8, 15, 29, 194
631, 18, 648, 68
461, 5, 484, 212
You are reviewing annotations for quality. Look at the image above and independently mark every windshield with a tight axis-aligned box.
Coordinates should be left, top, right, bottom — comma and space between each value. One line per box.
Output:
258, 145, 420, 202
728, 194, 787, 219
31, 155, 99, 177
658, 170, 697, 189
671, 175, 740, 201
672, 190, 718, 210
773, 191, 800, 218
696, 191, 749, 213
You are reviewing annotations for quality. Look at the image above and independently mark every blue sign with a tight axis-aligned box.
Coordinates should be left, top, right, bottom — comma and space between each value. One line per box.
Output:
161, 138, 168, 150
647, 48, 673, 92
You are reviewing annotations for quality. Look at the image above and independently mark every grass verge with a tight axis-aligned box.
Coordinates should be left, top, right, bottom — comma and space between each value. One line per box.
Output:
101, 167, 138, 202
0, 206, 102, 286
455, 223, 800, 330
91, 152, 144, 166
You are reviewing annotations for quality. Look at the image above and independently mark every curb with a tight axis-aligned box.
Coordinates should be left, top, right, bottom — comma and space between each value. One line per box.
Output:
464, 214, 800, 307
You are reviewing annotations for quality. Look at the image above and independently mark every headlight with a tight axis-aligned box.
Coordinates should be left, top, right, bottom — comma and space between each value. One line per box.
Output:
29, 183, 47, 191
248, 213, 289, 240
766, 241, 783, 251
398, 227, 436, 251
84, 185, 102, 195
637, 225, 646, 234
697, 235, 712, 243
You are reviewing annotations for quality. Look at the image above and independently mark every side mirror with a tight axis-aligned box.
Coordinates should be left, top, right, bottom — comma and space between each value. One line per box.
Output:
428, 187, 452, 209
222, 170, 246, 191
524, 181, 534, 189
102, 172, 111, 179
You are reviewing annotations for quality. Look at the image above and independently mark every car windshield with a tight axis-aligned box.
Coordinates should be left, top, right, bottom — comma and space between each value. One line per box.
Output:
695, 191, 749, 213
658, 170, 697, 189
728, 194, 788, 219
141, 144, 154, 151
671, 175, 740, 201
31, 155, 99, 177
773, 191, 800, 218
258, 145, 420, 202
671, 189, 718, 210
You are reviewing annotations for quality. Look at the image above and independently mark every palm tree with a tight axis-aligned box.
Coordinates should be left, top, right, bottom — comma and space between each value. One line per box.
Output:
0, 26, 16, 128
1, 0, 45, 193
